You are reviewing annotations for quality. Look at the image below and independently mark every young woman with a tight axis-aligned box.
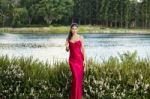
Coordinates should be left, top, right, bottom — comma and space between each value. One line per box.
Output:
65, 23, 86, 99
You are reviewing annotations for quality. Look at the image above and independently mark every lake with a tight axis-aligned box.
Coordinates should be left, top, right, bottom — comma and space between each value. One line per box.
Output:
0, 33, 150, 64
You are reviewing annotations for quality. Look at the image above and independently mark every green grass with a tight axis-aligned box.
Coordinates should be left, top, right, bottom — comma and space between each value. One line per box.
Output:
0, 25, 150, 34
0, 51, 150, 99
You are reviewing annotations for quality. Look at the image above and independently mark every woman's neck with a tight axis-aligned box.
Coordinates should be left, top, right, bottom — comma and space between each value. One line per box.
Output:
73, 33, 78, 37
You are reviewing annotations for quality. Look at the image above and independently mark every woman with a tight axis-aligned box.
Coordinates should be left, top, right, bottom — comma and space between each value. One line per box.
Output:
65, 23, 86, 99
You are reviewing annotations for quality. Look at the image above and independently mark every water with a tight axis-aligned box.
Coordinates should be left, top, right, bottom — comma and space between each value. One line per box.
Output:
0, 33, 150, 64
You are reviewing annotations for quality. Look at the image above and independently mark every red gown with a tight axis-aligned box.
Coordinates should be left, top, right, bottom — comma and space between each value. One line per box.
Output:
68, 40, 84, 99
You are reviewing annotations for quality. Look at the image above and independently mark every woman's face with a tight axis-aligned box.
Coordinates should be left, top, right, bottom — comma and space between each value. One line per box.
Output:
71, 26, 78, 35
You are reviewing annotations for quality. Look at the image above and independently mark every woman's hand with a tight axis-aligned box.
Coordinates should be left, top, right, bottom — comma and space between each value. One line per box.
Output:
65, 40, 69, 52
66, 46, 69, 52
83, 60, 86, 72
83, 60, 86, 66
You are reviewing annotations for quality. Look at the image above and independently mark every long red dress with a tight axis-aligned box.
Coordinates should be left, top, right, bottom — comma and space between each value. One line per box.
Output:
68, 39, 84, 99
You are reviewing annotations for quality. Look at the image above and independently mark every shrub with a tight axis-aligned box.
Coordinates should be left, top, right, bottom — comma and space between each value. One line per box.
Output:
0, 51, 150, 99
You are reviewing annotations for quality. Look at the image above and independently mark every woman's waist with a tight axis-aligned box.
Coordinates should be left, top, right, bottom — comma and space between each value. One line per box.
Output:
69, 54, 83, 60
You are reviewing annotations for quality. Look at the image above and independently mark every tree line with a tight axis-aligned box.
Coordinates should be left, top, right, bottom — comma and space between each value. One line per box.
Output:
0, 0, 150, 28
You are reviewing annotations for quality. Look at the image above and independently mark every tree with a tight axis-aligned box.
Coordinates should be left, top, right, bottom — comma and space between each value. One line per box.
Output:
37, 0, 73, 25
12, 8, 28, 26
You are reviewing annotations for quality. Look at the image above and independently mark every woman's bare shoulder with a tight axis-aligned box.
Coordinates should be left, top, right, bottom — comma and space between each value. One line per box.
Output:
79, 35, 84, 41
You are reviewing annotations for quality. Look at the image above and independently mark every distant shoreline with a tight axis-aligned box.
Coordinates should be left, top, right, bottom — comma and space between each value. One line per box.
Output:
0, 25, 150, 34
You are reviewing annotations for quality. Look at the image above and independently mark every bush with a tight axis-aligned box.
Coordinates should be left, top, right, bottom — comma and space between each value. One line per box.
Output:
0, 52, 150, 99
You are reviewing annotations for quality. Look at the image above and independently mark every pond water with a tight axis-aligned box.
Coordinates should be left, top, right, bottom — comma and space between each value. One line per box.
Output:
0, 33, 150, 64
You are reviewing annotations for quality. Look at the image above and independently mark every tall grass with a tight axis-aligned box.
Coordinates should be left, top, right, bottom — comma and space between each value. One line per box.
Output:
0, 51, 150, 99
0, 25, 150, 34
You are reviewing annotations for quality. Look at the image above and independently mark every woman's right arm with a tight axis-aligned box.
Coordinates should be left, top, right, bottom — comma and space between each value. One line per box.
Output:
65, 39, 69, 52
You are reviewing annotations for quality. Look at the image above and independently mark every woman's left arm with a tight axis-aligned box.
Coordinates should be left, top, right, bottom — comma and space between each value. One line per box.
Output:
81, 36, 86, 66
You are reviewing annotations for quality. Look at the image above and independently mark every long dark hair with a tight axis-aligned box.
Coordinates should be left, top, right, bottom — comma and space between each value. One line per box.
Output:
66, 23, 78, 41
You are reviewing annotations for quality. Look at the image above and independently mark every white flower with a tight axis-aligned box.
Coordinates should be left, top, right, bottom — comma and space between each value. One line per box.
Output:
112, 91, 116, 98
144, 84, 149, 91
139, 74, 143, 80
133, 81, 139, 91
30, 87, 34, 95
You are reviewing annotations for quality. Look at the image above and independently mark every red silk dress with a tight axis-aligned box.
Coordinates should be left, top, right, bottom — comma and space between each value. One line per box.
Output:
68, 39, 84, 99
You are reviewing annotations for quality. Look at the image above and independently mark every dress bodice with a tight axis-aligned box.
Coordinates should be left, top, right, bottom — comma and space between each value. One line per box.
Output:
68, 40, 84, 61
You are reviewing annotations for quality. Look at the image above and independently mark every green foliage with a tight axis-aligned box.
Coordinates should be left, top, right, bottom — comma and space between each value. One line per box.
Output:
1, 0, 150, 28
12, 8, 28, 27
0, 52, 150, 98
0, 0, 74, 27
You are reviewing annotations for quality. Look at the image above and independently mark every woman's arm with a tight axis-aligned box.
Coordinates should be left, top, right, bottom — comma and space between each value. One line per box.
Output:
80, 36, 86, 65
65, 39, 69, 52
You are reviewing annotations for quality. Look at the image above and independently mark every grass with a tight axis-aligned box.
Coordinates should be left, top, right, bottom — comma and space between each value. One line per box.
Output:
0, 25, 150, 34
0, 51, 150, 98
